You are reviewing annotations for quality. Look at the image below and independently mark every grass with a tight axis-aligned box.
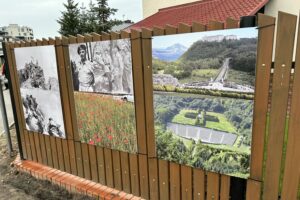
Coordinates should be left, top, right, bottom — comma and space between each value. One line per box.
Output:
74, 92, 137, 153
227, 69, 255, 86
179, 68, 220, 84
172, 109, 236, 133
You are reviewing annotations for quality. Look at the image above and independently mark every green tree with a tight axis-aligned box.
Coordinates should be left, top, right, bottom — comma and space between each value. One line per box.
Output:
93, 0, 122, 33
57, 0, 81, 36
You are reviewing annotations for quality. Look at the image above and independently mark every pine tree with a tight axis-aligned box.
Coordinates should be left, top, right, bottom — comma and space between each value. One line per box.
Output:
93, 0, 121, 33
57, 0, 81, 36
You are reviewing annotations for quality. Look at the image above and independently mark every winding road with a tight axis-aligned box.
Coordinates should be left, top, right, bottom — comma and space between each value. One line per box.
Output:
213, 58, 230, 82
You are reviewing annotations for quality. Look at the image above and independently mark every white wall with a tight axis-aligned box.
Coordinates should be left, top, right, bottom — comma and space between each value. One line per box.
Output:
264, 0, 300, 61
142, 0, 199, 18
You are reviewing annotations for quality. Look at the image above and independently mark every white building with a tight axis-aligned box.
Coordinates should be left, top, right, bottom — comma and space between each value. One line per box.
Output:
0, 24, 34, 41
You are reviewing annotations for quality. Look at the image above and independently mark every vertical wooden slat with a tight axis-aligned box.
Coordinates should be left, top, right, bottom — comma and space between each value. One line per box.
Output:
96, 147, 106, 185
225, 18, 239, 29
153, 26, 165, 36
50, 136, 59, 169
28, 133, 37, 162
207, 172, 220, 200
44, 135, 53, 167
263, 12, 297, 200
82, 143, 91, 180
33, 133, 42, 163
250, 13, 276, 181
112, 150, 122, 190
208, 21, 224, 30
38, 134, 47, 165
193, 169, 205, 200
104, 148, 114, 188
75, 141, 84, 177
165, 24, 177, 35
220, 175, 230, 200
139, 154, 149, 200
181, 165, 192, 200
120, 152, 131, 193
24, 131, 32, 160
141, 28, 155, 156
129, 154, 140, 196
55, 37, 73, 139
62, 140, 71, 173
56, 138, 65, 171
178, 23, 192, 33
192, 22, 206, 32
88, 145, 98, 182
246, 179, 261, 200
170, 162, 180, 200
68, 140, 77, 175
148, 158, 159, 200
130, 29, 147, 154
159, 160, 169, 200
281, 13, 300, 200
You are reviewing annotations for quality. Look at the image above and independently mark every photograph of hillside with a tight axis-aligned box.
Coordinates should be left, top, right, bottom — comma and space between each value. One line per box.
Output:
152, 27, 258, 178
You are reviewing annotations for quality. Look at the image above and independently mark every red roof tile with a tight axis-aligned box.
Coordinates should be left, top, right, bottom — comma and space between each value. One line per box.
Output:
129, 0, 269, 30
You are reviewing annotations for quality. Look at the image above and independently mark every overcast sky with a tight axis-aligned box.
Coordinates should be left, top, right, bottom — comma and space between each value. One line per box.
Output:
0, 0, 143, 39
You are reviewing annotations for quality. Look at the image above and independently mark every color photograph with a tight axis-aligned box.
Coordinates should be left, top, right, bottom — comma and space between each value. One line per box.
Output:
152, 27, 258, 178
15, 46, 66, 138
69, 39, 137, 153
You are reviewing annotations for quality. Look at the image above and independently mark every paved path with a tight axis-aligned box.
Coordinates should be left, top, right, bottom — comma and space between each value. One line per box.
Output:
214, 58, 230, 82
167, 122, 237, 146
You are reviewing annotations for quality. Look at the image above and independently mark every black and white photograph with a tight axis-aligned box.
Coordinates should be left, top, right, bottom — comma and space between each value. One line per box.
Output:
68, 39, 133, 95
14, 45, 66, 138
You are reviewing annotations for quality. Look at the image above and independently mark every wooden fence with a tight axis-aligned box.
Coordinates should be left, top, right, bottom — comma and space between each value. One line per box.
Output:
3, 12, 300, 200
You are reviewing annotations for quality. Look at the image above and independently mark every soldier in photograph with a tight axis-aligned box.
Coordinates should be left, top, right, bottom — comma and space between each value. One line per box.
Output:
73, 44, 95, 92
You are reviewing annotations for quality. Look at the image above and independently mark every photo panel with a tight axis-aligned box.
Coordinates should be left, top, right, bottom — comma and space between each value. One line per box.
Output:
152, 27, 258, 179
14, 45, 66, 138
68, 39, 137, 154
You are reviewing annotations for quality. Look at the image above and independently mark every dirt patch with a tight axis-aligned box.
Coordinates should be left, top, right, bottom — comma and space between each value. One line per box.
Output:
0, 128, 95, 200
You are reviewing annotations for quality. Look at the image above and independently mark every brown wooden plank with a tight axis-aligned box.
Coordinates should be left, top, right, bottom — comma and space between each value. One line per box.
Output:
139, 154, 149, 200
33, 133, 42, 163
4, 42, 27, 159
263, 12, 297, 200
24, 131, 32, 160
104, 148, 114, 187
193, 168, 205, 200
50, 136, 59, 169
62, 140, 71, 173
120, 152, 131, 193
208, 21, 224, 30
91, 32, 101, 41
170, 162, 180, 200
250, 13, 276, 181
75, 141, 84, 177
120, 30, 131, 39
68, 140, 77, 175
129, 154, 140, 196
63, 36, 80, 141
153, 26, 164, 36
88, 145, 98, 182
281, 13, 300, 200
181, 165, 192, 200
141, 28, 155, 157
246, 179, 261, 200
207, 172, 220, 200
81, 143, 91, 180
165, 24, 177, 35
56, 138, 65, 171
96, 147, 106, 184
55, 37, 73, 139
110, 31, 121, 40
44, 135, 53, 167
28, 133, 37, 162
192, 22, 206, 32
225, 18, 239, 29
159, 160, 169, 200
101, 32, 110, 40
220, 175, 230, 200
148, 158, 159, 200
131, 30, 147, 154
38, 134, 47, 165
178, 23, 192, 33
112, 150, 122, 190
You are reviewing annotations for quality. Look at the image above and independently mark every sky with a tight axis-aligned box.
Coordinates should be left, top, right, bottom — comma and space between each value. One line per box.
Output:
152, 27, 259, 49
0, 0, 143, 39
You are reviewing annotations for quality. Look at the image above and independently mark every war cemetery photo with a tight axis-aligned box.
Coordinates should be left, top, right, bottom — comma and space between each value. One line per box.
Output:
152, 27, 257, 178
